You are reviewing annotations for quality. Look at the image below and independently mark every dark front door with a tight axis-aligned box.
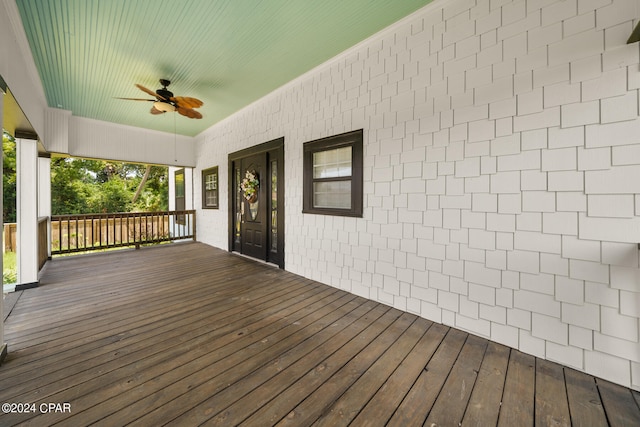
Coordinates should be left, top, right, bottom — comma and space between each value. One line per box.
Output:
229, 138, 284, 268
239, 153, 266, 259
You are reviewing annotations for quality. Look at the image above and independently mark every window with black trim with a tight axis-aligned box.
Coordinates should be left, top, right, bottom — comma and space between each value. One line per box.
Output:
303, 129, 363, 217
202, 166, 219, 209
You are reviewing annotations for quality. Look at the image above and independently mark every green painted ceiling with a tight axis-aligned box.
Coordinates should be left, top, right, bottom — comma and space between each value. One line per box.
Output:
16, 0, 433, 137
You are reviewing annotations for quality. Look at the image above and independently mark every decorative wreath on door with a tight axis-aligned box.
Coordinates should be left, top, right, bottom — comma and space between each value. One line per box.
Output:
240, 170, 259, 203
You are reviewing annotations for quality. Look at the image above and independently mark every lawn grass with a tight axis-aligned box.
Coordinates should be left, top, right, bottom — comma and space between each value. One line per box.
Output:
3, 251, 17, 284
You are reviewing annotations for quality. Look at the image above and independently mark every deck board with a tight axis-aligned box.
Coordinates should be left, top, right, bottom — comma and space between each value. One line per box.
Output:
199, 299, 381, 427
350, 321, 447, 426
535, 359, 571, 427
461, 341, 510, 426
1, 274, 311, 390
597, 378, 640, 427
386, 328, 468, 426
274, 311, 411, 427
312, 316, 426, 426
565, 368, 608, 426
240, 302, 391, 427
2, 291, 21, 322
424, 334, 488, 426
74, 292, 357, 426
498, 349, 536, 426
1, 242, 640, 426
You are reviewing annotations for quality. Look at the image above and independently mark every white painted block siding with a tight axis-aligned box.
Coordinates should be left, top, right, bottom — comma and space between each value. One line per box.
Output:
195, 0, 640, 389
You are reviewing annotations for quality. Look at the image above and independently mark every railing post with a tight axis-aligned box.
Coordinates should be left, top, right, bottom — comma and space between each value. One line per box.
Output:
192, 210, 197, 242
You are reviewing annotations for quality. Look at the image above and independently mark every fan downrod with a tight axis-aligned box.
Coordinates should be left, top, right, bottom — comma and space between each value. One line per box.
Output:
156, 79, 174, 100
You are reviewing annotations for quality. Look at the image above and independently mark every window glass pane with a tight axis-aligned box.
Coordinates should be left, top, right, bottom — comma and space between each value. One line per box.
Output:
205, 173, 217, 190
204, 172, 218, 207
175, 170, 185, 225
205, 191, 217, 207
175, 171, 185, 197
235, 168, 241, 245
271, 160, 277, 251
203, 170, 218, 208
313, 146, 352, 179
313, 181, 351, 209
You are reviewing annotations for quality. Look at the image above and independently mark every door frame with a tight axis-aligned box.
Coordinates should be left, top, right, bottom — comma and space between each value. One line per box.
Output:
228, 137, 284, 268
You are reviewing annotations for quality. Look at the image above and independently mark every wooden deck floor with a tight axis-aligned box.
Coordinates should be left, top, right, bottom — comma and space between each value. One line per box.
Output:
1, 242, 640, 426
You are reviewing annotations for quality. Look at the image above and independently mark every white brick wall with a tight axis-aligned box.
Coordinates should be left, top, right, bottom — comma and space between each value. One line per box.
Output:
195, 0, 640, 389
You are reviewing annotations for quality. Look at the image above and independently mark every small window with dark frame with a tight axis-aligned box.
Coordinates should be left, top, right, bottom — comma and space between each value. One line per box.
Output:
303, 129, 363, 217
202, 166, 219, 209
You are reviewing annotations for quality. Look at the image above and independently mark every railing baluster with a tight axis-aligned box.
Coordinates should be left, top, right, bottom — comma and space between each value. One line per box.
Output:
57, 216, 61, 253
192, 210, 196, 242
66, 217, 70, 254
50, 210, 195, 255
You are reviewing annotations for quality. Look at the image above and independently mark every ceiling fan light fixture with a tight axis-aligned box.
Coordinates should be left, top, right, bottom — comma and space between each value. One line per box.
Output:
153, 101, 175, 113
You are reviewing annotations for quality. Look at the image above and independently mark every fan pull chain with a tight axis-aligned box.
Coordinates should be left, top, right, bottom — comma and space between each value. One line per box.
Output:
173, 112, 177, 163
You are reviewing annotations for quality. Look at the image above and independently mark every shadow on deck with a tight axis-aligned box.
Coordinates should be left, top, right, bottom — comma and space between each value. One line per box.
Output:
1, 242, 639, 426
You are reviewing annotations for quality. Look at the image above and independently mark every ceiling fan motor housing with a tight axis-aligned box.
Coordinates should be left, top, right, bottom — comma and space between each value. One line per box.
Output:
156, 88, 174, 100
156, 79, 172, 99
156, 81, 175, 111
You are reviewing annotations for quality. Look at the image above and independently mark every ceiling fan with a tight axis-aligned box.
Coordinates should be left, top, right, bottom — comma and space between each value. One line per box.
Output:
117, 79, 204, 119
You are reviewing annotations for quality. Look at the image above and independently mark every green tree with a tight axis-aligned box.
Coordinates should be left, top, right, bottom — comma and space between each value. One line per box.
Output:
133, 165, 169, 211
88, 178, 132, 213
51, 157, 99, 214
51, 156, 168, 215
3, 131, 17, 223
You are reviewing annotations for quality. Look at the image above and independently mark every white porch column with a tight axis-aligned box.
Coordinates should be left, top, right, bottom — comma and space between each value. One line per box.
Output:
185, 167, 193, 210
16, 137, 38, 286
0, 85, 6, 361
38, 155, 51, 259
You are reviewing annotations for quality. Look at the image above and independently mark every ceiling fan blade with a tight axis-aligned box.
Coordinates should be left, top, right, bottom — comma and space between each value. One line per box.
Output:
115, 97, 155, 102
150, 106, 164, 115
177, 106, 202, 119
136, 83, 166, 101
171, 96, 203, 109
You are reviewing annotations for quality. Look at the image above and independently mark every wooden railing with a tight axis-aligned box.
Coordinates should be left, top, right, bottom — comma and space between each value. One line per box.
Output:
4, 223, 17, 252
38, 217, 49, 270
50, 210, 196, 255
